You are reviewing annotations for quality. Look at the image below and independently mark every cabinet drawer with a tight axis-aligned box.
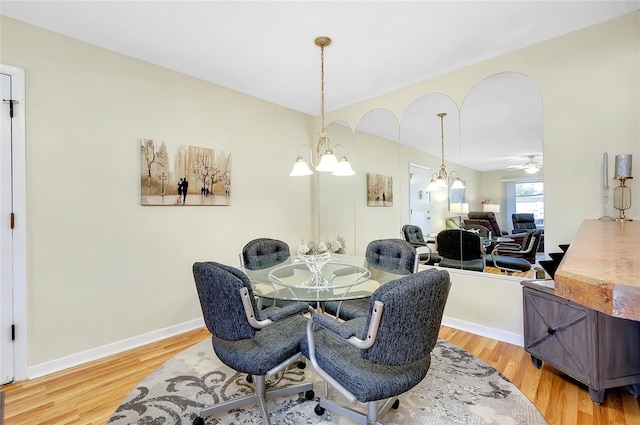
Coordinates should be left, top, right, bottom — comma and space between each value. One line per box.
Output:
523, 287, 596, 386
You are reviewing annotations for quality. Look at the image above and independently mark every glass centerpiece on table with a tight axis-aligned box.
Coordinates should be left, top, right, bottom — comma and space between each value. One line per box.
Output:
296, 237, 345, 287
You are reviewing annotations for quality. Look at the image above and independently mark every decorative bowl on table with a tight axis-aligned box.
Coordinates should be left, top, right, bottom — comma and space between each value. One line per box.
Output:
296, 252, 335, 287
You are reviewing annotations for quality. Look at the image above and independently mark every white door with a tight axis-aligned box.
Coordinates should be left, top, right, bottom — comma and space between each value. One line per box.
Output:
0, 64, 26, 384
409, 164, 431, 234
0, 72, 14, 384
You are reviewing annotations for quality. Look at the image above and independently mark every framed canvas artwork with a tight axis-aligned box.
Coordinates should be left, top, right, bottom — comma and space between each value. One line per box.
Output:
367, 173, 393, 207
140, 139, 231, 206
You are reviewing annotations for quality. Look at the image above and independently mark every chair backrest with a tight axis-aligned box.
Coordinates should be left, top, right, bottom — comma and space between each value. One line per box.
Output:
521, 229, 543, 259
365, 239, 417, 275
466, 211, 505, 236
241, 238, 290, 270
437, 229, 483, 261
512, 213, 537, 231
192, 261, 258, 341
401, 224, 426, 246
361, 269, 451, 365
463, 224, 490, 239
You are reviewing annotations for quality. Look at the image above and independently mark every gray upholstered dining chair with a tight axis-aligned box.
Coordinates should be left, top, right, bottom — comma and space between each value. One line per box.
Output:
192, 261, 314, 425
302, 268, 451, 425
401, 224, 441, 265
240, 237, 291, 270
436, 229, 486, 272
240, 237, 295, 309
323, 238, 417, 321
486, 229, 543, 274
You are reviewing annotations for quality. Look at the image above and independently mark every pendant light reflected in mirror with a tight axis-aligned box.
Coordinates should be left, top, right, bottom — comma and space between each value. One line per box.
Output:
426, 112, 464, 191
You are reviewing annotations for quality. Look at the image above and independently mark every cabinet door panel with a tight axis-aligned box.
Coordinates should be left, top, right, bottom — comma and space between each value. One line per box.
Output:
523, 289, 595, 385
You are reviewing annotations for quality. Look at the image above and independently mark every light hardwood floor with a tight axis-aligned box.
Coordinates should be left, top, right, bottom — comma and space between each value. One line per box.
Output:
1, 326, 638, 425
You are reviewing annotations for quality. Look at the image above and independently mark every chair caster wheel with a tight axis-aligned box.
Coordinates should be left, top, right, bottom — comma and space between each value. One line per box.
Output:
297, 361, 307, 369
391, 399, 400, 410
246, 374, 253, 383
193, 417, 205, 425
314, 404, 325, 416
305, 390, 315, 400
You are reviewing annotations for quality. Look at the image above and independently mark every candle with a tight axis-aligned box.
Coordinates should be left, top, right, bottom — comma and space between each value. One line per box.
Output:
603, 152, 608, 189
614, 154, 632, 179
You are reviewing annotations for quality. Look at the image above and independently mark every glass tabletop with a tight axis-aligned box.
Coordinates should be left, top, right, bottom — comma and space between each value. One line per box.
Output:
242, 254, 400, 302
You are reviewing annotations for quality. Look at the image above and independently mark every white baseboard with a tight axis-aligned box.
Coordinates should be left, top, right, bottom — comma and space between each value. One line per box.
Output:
442, 316, 524, 347
27, 318, 205, 380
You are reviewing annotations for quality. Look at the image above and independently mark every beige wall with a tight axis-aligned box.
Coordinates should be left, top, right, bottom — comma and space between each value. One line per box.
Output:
1, 10, 638, 373
1, 17, 314, 368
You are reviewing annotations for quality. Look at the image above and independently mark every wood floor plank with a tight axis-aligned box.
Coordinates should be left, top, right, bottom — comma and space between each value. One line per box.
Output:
1, 325, 637, 425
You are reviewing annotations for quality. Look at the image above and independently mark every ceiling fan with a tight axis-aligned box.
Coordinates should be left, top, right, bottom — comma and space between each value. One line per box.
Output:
507, 155, 542, 174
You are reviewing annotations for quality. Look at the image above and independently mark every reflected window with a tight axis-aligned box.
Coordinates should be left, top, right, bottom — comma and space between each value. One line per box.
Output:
515, 181, 544, 228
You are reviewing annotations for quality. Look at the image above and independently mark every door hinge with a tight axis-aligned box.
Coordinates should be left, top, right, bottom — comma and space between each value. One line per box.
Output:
10, 212, 15, 229
11, 324, 15, 341
2, 98, 19, 118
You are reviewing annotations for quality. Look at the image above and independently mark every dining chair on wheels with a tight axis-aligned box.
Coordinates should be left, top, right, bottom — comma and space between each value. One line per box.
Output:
486, 229, 543, 275
302, 268, 451, 425
240, 238, 291, 271
436, 229, 486, 272
240, 237, 299, 309
192, 261, 315, 425
401, 224, 441, 265
323, 238, 417, 321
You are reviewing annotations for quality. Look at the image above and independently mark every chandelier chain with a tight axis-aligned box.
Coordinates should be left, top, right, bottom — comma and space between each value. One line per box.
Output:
321, 45, 325, 132
438, 112, 447, 180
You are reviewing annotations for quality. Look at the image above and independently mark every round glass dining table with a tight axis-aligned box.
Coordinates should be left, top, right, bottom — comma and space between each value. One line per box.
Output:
242, 254, 399, 303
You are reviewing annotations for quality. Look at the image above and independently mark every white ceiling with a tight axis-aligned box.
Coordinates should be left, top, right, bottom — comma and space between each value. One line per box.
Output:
2, 0, 639, 171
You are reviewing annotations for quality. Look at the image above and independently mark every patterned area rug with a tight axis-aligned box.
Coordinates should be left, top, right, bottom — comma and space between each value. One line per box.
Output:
109, 338, 547, 425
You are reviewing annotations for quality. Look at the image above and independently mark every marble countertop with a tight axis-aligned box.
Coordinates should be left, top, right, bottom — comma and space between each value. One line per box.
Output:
555, 219, 640, 321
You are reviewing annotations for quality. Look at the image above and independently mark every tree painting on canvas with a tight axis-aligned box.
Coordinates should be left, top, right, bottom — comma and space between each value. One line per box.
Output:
140, 139, 231, 206
367, 173, 393, 207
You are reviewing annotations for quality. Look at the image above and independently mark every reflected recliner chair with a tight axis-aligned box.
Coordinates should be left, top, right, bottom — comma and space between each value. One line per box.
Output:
401, 224, 441, 265
323, 239, 417, 321
302, 268, 451, 425
464, 211, 525, 245
436, 229, 485, 272
512, 213, 544, 252
192, 261, 314, 425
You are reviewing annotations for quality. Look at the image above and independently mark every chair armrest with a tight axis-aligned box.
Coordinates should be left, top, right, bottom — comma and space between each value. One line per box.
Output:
310, 301, 384, 350
240, 287, 311, 329
511, 229, 527, 234
311, 313, 357, 339
265, 302, 312, 322
492, 242, 521, 251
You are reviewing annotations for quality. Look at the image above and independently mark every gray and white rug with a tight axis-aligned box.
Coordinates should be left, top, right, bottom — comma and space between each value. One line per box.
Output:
109, 338, 547, 424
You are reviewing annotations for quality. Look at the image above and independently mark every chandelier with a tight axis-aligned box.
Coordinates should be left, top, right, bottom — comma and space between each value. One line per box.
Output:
289, 36, 355, 177
426, 112, 465, 191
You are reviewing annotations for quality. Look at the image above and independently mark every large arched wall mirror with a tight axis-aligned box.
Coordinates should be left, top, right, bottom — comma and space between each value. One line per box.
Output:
317, 72, 543, 276
400, 93, 461, 233
460, 72, 544, 234
353, 109, 401, 253
318, 121, 356, 254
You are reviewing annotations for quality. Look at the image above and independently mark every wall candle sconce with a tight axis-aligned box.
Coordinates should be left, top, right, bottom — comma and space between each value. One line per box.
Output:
290, 36, 355, 177
613, 154, 633, 221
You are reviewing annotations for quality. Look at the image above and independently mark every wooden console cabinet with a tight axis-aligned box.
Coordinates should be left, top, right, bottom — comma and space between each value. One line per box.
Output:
522, 281, 640, 403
